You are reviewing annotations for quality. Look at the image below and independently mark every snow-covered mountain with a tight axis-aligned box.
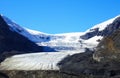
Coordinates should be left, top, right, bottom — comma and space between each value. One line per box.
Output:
1, 15, 84, 51
2, 14, 119, 52
0, 14, 120, 70
80, 15, 120, 40
1, 14, 120, 51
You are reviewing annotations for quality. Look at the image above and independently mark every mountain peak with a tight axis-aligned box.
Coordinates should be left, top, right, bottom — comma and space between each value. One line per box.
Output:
87, 15, 120, 32
80, 15, 120, 40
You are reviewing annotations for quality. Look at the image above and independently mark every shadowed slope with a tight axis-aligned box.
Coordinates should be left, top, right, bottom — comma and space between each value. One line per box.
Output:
0, 15, 43, 62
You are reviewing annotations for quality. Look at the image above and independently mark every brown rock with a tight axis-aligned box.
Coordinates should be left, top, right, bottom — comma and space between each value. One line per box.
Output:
93, 29, 120, 62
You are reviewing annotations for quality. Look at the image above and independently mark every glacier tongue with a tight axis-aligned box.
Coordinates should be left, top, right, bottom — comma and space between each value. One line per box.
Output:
0, 51, 84, 70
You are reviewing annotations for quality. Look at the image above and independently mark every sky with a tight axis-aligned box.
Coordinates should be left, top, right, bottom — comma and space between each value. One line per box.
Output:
0, 0, 120, 34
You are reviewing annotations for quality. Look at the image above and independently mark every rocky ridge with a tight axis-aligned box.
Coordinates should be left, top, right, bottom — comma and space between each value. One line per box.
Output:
57, 16, 120, 78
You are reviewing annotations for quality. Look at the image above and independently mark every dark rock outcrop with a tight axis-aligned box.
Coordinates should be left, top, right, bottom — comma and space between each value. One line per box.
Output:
0, 72, 9, 78
58, 51, 120, 77
80, 28, 99, 40
93, 27, 120, 62
57, 51, 97, 76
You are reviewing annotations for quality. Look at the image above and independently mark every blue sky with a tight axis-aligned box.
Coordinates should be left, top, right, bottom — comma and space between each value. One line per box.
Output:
0, 0, 120, 34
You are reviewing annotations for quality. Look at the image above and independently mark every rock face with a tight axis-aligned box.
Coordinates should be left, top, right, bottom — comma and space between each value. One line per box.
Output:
93, 17, 120, 62
0, 15, 43, 62
58, 52, 120, 78
93, 33, 120, 62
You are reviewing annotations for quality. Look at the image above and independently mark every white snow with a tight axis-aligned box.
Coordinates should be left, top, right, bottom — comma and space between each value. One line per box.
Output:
84, 36, 103, 45
25, 28, 49, 35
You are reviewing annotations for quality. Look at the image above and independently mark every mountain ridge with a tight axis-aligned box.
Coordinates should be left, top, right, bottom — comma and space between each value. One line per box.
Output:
57, 16, 120, 78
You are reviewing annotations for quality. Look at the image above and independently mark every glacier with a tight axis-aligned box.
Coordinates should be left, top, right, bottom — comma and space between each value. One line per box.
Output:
0, 14, 120, 70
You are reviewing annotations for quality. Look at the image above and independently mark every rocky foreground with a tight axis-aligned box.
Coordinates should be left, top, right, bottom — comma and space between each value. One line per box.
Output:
0, 70, 114, 78
0, 70, 78, 78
